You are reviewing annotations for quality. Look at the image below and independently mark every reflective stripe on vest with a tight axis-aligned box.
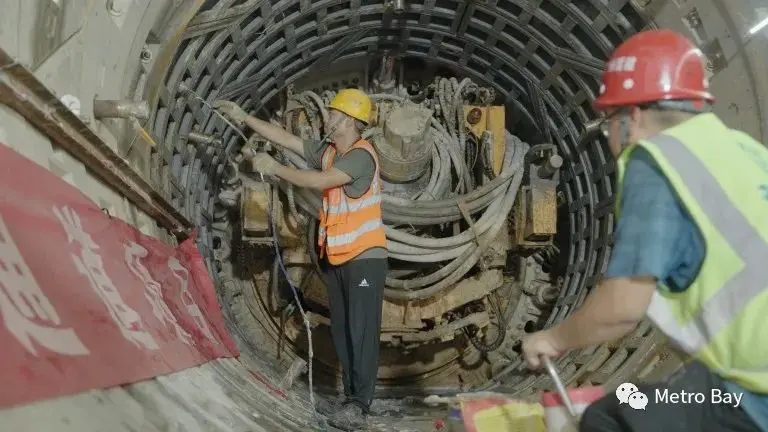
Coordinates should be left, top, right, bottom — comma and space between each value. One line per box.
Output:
640, 134, 768, 355
317, 140, 387, 264
325, 190, 382, 215
326, 219, 383, 247
326, 195, 382, 215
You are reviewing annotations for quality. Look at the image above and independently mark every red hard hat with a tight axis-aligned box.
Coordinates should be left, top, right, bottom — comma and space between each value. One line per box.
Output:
593, 29, 715, 111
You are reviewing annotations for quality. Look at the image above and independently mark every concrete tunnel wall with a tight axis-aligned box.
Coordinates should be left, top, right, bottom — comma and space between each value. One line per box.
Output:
0, 0, 766, 431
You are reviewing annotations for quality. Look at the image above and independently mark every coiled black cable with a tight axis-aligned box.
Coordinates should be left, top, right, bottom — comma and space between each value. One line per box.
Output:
464, 291, 507, 352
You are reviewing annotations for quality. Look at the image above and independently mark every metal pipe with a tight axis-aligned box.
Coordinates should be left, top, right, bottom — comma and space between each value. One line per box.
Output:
578, 118, 602, 148
93, 99, 150, 120
544, 356, 578, 422
0, 48, 192, 237
186, 131, 221, 146
537, 154, 563, 179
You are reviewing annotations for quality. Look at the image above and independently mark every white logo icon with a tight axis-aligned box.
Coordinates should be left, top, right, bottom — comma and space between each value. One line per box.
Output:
616, 383, 639, 404
628, 392, 649, 410
616, 382, 648, 410
359, 278, 369, 287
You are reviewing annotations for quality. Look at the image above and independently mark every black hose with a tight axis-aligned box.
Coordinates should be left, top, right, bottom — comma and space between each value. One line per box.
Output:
307, 218, 323, 279
465, 291, 506, 352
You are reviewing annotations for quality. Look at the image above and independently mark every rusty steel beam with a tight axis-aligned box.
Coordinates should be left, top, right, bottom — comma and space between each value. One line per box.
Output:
0, 48, 192, 236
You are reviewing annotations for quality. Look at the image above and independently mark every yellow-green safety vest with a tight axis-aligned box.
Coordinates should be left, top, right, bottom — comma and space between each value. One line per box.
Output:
615, 113, 768, 393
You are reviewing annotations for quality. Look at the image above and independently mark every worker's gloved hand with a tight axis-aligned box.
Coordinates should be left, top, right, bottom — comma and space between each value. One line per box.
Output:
241, 136, 259, 160
251, 152, 280, 175
521, 330, 564, 369
212, 100, 248, 123
241, 146, 257, 159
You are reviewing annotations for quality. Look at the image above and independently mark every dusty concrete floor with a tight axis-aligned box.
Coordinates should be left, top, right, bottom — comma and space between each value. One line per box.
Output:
236, 351, 445, 432
0, 346, 444, 432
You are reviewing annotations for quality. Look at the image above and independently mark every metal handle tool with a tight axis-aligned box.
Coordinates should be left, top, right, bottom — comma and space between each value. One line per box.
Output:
543, 356, 579, 424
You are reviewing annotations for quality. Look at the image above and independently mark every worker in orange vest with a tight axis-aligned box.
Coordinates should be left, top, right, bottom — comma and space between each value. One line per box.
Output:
214, 89, 387, 431
522, 29, 766, 431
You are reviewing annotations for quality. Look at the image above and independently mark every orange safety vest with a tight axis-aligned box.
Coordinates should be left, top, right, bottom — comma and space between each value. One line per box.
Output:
317, 139, 387, 265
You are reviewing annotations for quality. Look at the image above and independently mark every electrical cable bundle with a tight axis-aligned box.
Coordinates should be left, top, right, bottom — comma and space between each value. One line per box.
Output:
274, 83, 529, 301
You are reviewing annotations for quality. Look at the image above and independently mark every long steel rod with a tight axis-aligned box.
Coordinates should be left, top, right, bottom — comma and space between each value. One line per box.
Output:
544, 356, 579, 424
0, 48, 192, 236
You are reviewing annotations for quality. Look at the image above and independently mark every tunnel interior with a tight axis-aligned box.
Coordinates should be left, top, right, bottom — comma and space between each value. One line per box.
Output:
0, 0, 766, 430
141, 0, 676, 399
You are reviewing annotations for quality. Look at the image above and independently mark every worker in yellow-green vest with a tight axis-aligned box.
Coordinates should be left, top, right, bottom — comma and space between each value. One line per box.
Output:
522, 29, 768, 431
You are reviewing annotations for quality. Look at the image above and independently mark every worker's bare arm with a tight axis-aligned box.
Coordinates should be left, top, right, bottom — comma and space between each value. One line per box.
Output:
273, 165, 351, 190
243, 116, 305, 157
547, 276, 655, 351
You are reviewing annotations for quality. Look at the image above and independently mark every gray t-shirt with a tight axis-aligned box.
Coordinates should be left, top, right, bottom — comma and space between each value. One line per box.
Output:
304, 139, 387, 260
303, 139, 375, 198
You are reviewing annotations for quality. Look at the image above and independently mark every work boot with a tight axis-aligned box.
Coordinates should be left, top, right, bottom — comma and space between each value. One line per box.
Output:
315, 395, 348, 416
327, 403, 367, 431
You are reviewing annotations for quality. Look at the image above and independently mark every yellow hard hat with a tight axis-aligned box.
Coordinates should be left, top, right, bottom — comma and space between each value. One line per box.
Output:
327, 88, 372, 123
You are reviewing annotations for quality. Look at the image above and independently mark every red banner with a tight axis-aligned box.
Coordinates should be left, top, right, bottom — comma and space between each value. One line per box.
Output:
0, 144, 239, 408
